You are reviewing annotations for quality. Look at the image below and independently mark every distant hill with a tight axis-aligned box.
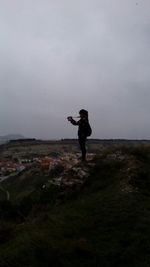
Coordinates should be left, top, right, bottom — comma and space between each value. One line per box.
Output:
0, 134, 24, 144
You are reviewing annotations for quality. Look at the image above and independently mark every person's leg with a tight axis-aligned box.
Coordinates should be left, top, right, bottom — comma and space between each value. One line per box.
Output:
79, 136, 87, 161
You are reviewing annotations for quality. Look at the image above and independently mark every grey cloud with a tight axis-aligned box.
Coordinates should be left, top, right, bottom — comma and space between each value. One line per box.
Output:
0, 0, 150, 138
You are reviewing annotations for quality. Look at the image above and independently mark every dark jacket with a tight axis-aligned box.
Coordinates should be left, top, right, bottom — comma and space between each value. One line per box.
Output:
70, 118, 91, 138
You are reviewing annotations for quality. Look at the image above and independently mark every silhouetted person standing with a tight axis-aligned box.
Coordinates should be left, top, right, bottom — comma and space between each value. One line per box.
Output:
67, 109, 92, 161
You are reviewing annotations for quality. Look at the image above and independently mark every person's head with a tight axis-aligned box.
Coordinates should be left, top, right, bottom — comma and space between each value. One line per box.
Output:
79, 109, 88, 119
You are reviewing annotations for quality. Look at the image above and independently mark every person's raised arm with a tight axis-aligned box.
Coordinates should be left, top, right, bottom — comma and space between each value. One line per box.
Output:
67, 116, 79, 125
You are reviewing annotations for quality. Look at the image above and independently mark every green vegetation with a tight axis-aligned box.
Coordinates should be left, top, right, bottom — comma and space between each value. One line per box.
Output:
1, 145, 150, 266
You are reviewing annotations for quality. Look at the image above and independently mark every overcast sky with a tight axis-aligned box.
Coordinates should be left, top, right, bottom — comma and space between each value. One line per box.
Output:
0, 0, 150, 139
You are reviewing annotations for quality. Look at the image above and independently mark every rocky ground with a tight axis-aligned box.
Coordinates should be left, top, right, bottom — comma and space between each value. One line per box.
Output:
50, 159, 95, 189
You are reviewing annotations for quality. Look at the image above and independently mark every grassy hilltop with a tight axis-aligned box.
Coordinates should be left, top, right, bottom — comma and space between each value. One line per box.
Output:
1, 144, 150, 266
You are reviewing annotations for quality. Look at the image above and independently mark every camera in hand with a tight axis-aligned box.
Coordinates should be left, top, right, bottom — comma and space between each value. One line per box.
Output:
67, 116, 72, 121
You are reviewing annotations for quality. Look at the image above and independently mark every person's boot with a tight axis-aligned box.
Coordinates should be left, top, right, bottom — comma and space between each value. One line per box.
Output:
82, 156, 86, 162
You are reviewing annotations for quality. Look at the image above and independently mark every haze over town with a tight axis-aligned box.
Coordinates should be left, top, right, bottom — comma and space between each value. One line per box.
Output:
0, 0, 150, 139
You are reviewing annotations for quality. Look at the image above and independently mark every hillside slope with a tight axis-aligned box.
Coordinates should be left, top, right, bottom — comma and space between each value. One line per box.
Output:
1, 145, 150, 266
